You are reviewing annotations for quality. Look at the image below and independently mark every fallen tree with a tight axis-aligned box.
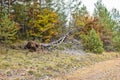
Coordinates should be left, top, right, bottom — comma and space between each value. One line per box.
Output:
24, 33, 69, 52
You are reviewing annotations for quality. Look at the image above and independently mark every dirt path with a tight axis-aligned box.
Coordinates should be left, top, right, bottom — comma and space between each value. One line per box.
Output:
55, 58, 120, 80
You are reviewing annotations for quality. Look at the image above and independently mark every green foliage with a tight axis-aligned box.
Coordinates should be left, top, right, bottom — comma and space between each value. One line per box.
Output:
81, 29, 104, 54
111, 9, 120, 52
0, 13, 19, 43
45, 0, 53, 9
27, 8, 59, 42
11, 3, 26, 24
11, 2, 30, 40
0, 0, 120, 53
112, 34, 120, 51
54, 0, 68, 34
94, 0, 115, 51
94, 0, 115, 31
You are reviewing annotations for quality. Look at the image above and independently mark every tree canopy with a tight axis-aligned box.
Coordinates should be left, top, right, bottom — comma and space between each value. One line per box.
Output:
0, 0, 120, 53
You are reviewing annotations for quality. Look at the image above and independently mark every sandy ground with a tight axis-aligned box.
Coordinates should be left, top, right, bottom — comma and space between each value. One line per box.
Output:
55, 58, 120, 80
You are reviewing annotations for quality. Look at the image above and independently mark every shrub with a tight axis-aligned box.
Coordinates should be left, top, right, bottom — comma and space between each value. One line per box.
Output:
112, 35, 120, 52
81, 28, 104, 54
0, 13, 19, 44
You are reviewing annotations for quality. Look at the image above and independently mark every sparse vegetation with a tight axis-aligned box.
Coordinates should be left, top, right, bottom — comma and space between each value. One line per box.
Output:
0, 49, 119, 79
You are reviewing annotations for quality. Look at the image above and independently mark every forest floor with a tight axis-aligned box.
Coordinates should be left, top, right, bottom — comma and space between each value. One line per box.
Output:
55, 58, 120, 80
0, 48, 120, 80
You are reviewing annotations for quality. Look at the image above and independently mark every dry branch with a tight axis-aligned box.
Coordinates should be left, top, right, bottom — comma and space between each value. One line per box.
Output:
24, 33, 69, 51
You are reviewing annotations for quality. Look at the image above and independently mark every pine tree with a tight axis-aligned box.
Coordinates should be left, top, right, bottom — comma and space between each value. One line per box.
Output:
111, 8, 120, 51
94, 0, 115, 51
54, 0, 67, 34
0, 12, 19, 43
81, 29, 104, 54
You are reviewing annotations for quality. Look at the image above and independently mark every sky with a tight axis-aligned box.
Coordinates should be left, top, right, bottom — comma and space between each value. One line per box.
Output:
81, 0, 120, 15
64, 0, 120, 25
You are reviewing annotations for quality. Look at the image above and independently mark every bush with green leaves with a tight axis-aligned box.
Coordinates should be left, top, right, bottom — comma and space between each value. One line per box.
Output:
81, 29, 104, 54
112, 35, 120, 52
0, 13, 19, 43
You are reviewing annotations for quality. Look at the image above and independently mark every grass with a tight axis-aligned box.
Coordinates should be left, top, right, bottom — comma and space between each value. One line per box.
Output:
0, 49, 120, 80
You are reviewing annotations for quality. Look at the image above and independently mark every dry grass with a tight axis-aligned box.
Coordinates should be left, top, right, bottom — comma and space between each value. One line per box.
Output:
0, 49, 120, 80
56, 57, 120, 80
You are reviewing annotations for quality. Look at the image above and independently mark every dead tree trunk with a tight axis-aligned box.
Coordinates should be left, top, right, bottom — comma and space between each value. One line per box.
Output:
24, 33, 69, 52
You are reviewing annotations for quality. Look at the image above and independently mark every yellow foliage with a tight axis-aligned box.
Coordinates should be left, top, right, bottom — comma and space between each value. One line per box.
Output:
73, 13, 105, 39
27, 7, 60, 42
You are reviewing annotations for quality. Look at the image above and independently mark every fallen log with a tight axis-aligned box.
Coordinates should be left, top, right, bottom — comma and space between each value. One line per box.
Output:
24, 33, 69, 52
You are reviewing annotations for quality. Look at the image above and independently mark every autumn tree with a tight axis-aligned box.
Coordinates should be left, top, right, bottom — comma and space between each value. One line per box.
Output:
26, 2, 60, 42
72, 5, 95, 39
94, 0, 115, 51
71, 0, 115, 52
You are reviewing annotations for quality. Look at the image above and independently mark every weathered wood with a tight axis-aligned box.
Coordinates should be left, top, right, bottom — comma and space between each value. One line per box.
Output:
40, 33, 68, 50
24, 33, 69, 52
